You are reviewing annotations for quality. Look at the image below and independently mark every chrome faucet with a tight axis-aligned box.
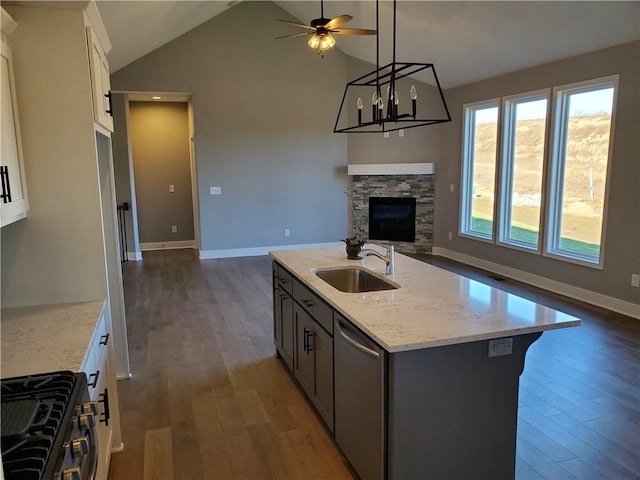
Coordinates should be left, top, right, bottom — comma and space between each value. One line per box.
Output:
361, 244, 395, 275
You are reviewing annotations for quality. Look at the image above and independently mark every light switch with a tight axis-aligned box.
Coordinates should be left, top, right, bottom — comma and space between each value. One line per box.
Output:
210, 186, 221, 195
169, 184, 175, 193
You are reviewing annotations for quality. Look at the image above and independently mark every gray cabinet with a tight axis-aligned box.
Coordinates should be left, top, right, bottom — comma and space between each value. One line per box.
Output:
273, 262, 294, 370
293, 303, 334, 431
272, 261, 334, 432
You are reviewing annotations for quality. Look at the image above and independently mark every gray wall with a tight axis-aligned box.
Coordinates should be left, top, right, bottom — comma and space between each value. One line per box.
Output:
111, 1, 349, 252
1, 5, 107, 307
129, 101, 194, 244
433, 41, 640, 305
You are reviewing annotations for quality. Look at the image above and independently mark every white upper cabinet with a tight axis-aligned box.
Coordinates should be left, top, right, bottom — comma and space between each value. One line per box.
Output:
87, 25, 114, 132
1, 10, 28, 228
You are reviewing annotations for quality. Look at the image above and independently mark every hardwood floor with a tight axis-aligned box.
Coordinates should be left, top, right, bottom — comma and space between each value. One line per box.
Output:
108, 249, 639, 480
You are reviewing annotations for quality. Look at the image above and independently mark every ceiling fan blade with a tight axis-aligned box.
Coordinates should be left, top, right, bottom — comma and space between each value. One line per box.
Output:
276, 19, 316, 31
324, 14, 352, 30
273, 32, 313, 40
332, 28, 377, 36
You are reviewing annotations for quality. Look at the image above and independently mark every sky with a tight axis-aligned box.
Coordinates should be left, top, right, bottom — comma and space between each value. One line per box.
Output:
475, 86, 614, 124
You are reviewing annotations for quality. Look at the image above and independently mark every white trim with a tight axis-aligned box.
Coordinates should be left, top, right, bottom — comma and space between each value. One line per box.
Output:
347, 163, 435, 176
127, 251, 143, 261
432, 247, 640, 320
1, 8, 17, 36
200, 242, 343, 260
84, 1, 112, 53
140, 240, 195, 251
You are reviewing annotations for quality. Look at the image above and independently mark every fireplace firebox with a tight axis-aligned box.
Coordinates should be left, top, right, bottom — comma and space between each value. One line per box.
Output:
369, 197, 416, 242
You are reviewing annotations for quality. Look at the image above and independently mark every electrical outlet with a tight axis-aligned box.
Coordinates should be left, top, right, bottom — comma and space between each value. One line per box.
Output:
488, 338, 513, 357
284, 228, 290, 237
169, 184, 175, 193
448, 232, 452, 240
384, 132, 389, 138
171, 225, 177, 234
632, 274, 640, 288
399, 129, 404, 137
450, 183, 455, 193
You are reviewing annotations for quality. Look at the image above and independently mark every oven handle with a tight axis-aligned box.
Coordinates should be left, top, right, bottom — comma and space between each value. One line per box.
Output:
99, 388, 110, 427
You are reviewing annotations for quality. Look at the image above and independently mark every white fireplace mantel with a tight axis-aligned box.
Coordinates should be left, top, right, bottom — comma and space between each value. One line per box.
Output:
347, 163, 435, 176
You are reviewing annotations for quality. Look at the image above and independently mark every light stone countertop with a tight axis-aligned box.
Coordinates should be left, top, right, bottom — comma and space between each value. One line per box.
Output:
1, 300, 105, 378
270, 246, 581, 352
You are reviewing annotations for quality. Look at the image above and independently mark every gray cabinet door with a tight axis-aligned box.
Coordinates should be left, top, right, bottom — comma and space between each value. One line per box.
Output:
314, 325, 334, 432
293, 304, 315, 397
280, 292, 294, 370
272, 264, 282, 351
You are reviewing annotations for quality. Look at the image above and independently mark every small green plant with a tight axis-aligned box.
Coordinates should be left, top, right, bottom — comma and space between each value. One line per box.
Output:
342, 235, 365, 246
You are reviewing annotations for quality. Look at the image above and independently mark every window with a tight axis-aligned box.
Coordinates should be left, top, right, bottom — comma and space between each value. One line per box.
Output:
459, 76, 617, 268
546, 78, 617, 266
460, 101, 499, 241
498, 92, 549, 250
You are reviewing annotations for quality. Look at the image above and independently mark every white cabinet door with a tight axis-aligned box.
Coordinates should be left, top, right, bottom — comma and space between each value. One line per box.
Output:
1, 40, 28, 227
86, 26, 113, 132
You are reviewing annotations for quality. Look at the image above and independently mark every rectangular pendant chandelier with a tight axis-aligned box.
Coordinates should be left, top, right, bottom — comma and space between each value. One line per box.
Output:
333, 0, 451, 133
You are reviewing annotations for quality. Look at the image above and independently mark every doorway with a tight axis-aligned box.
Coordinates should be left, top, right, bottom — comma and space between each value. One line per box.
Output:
111, 92, 200, 260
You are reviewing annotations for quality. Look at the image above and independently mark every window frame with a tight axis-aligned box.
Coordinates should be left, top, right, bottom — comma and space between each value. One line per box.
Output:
543, 75, 619, 269
496, 89, 551, 254
459, 98, 501, 243
458, 76, 618, 269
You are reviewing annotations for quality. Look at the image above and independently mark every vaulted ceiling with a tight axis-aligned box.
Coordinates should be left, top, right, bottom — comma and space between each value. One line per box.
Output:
97, 1, 640, 89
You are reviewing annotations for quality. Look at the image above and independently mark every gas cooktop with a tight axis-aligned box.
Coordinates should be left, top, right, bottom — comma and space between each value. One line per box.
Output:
1, 371, 91, 480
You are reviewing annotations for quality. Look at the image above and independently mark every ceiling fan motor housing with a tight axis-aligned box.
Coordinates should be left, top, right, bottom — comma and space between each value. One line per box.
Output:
310, 17, 331, 28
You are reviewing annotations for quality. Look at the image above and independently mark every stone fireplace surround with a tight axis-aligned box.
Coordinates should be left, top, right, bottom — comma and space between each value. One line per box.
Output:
349, 164, 435, 255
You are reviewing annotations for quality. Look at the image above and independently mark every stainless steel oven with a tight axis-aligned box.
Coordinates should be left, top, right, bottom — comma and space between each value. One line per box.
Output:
1, 371, 98, 480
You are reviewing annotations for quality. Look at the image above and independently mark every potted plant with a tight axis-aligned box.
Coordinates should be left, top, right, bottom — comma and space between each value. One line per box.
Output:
342, 235, 366, 259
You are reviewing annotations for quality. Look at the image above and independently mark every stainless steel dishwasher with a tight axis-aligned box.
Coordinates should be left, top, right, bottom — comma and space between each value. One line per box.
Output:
334, 313, 386, 480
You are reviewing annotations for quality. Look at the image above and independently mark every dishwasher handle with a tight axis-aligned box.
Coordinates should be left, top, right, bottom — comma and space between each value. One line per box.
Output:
334, 318, 380, 359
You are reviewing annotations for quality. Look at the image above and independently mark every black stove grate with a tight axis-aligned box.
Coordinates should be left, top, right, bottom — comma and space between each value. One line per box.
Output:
1, 371, 80, 480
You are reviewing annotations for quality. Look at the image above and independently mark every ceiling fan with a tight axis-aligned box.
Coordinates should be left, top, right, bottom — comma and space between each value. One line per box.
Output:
275, 0, 376, 55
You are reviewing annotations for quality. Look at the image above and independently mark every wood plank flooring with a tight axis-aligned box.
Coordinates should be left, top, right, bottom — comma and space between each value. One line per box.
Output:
108, 249, 639, 480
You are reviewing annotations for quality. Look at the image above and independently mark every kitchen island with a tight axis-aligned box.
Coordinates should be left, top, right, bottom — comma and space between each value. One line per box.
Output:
270, 246, 580, 480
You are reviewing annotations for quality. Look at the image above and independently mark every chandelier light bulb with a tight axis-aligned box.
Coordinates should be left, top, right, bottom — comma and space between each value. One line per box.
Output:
394, 91, 399, 105
357, 97, 363, 110
411, 85, 418, 118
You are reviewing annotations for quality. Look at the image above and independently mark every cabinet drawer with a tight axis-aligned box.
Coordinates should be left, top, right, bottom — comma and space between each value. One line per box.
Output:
278, 265, 293, 294
82, 311, 109, 393
293, 278, 333, 335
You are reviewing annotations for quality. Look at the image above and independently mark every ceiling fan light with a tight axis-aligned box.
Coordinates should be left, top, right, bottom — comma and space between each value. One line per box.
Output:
308, 34, 321, 49
318, 33, 336, 51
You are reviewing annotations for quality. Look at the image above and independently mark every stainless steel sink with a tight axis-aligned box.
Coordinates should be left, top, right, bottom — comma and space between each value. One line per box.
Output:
314, 267, 398, 293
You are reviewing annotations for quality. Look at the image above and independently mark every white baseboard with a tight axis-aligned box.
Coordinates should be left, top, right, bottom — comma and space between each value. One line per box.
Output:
126, 251, 143, 261
140, 240, 195, 251
433, 247, 640, 320
111, 442, 125, 454
200, 242, 343, 260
